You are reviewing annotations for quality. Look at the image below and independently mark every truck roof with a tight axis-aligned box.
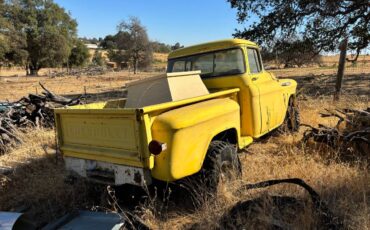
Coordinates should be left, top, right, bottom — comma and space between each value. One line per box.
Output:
168, 39, 257, 60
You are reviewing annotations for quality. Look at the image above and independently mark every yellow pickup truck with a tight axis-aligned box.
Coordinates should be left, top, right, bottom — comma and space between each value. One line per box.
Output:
54, 39, 298, 189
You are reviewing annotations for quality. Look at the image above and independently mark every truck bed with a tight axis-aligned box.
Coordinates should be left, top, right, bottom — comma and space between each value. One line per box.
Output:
54, 88, 240, 169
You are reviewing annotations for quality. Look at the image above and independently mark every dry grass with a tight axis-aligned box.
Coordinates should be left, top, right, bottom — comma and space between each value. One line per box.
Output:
153, 53, 168, 63
321, 54, 370, 64
0, 70, 369, 229
270, 65, 370, 78
0, 130, 95, 226
0, 67, 53, 77
0, 71, 157, 101
140, 96, 369, 229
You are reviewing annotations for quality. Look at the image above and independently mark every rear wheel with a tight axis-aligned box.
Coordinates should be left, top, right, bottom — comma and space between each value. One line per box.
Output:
175, 141, 241, 208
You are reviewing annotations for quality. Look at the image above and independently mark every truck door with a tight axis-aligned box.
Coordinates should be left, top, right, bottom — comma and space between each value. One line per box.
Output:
246, 47, 285, 135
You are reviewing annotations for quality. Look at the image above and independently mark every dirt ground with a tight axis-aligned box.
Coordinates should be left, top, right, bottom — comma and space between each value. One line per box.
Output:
0, 68, 369, 229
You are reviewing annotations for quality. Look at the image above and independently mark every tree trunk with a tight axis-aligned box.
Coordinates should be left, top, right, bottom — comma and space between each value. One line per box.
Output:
334, 38, 348, 101
133, 59, 137, 74
25, 64, 30, 76
28, 66, 39, 76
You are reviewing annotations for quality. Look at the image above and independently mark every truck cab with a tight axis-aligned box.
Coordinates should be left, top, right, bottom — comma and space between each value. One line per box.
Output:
167, 39, 297, 138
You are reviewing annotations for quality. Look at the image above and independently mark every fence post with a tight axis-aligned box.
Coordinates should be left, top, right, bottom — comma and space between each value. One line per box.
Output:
334, 38, 348, 101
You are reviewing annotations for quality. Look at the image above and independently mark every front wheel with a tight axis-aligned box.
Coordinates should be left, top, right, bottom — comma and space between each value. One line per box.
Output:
279, 98, 300, 133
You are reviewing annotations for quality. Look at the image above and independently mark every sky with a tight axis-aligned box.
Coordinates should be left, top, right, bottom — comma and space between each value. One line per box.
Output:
54, 0, 253, 46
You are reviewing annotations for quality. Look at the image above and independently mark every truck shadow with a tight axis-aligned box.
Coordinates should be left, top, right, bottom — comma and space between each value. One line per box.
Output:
110, 178, 209, 214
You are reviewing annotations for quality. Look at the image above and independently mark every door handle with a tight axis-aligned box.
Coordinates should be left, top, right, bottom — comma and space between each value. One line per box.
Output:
252, 77, 258, 81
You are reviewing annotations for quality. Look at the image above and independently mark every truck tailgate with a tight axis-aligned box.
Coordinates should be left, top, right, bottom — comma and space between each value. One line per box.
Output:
55, 109, 148, 168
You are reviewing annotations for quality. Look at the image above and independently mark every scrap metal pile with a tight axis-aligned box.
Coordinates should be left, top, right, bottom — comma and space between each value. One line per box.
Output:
303, 107, 370, 160
0, 83, 82, 154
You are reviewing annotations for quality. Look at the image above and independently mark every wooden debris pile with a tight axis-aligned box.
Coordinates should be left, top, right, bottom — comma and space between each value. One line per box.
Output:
0, 83, 82, 154
303, 107, 370, 160
48, 66, 111, 78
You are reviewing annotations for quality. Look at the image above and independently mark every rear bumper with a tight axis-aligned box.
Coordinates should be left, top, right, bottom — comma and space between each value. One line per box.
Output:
64, 157, 152, 186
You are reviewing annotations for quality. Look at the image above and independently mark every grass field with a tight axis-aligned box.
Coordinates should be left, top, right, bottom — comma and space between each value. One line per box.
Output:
0, 71, 158, 101
1, 63, 369, 101
0, 69, 369, 229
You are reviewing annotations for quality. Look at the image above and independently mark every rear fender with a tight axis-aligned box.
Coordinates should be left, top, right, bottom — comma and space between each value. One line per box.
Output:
150, 98, 240, 181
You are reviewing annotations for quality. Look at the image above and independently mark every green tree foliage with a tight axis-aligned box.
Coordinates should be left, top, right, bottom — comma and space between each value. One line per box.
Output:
92, 50, 105, 66
151, 41, 171, 53
0, 0, 18, 65
106, 31, 130, 67
262, 38, 322, 68
2, 0, 77, 75
228, 0, 369, 61
0, 0, 8, 62
100, 35, 117, 50
0, 39, 8, 64
68, 40, 90, 68
113, 17, 153, 74
171, 42, 184, 50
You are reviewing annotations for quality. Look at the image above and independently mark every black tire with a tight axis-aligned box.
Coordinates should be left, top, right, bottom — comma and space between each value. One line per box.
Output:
200, 140, 242, 193
279, 98, 300, 133
174, 141, 241, 208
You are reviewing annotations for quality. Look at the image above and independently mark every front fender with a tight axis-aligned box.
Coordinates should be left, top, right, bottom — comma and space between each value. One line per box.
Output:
279, 78, 298, 100
150, 98, 240, 181
274, 77, 298, 117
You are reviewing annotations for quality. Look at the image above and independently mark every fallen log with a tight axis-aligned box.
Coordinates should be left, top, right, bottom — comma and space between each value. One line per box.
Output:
39, 83, 82, 106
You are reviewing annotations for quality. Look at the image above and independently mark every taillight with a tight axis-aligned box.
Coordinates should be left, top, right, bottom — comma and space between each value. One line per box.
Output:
148, 140, 167, 155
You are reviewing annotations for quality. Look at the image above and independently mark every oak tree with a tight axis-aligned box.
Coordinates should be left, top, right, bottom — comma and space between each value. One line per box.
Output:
116, 17, 152, 74
68, 40, 90, 68
2, 0, 77, 75
228, 0, 369, 61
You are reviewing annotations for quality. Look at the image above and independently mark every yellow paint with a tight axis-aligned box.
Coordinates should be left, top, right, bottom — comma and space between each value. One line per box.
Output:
55, 38, 297, 183
168, 39, 297, 138
151, 98, 241, 180
168, 39, 257, 59
55, 109, 150, 168
54, 89, 242, 172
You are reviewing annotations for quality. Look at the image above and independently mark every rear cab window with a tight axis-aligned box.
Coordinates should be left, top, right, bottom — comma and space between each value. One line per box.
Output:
172, 60, 186, 72
167, 48, 246, 78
